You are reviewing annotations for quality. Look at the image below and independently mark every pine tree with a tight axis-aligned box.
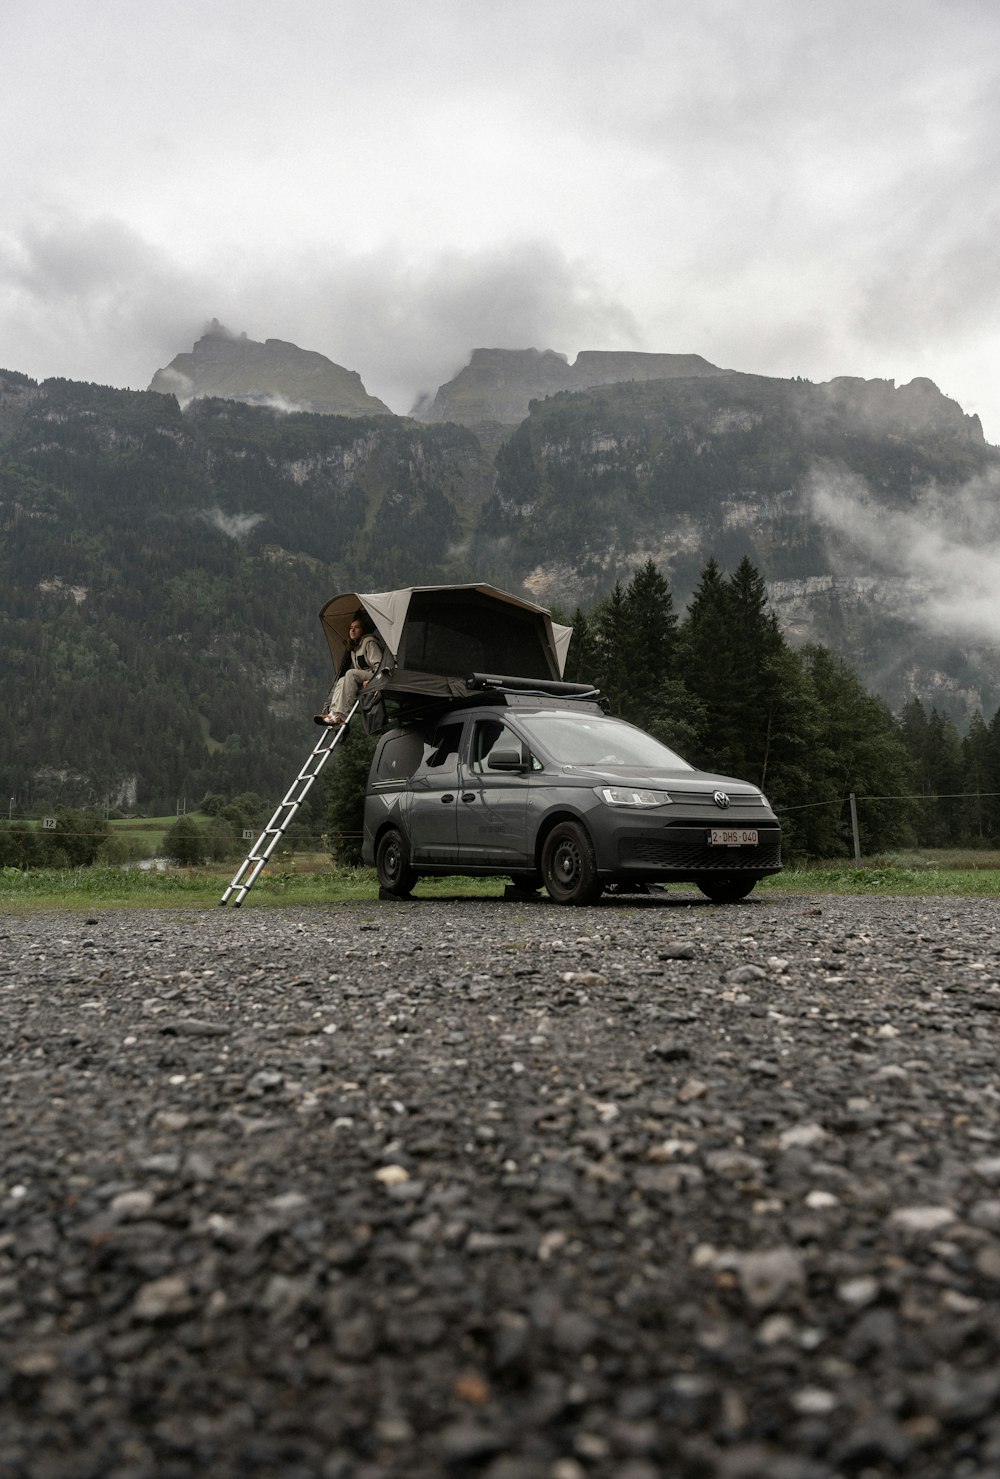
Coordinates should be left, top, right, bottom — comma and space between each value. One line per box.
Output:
962, 711, 991, 842
798, 646, 915, 856
924, 708, 965, 845
561, 606, 600, 687
593, 582, 631, 715
620, 559, 677, 728
675, 558, 738, 771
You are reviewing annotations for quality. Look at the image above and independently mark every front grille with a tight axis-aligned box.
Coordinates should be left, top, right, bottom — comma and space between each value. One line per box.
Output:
668, 789, 769, 811
620, 834, 782, 871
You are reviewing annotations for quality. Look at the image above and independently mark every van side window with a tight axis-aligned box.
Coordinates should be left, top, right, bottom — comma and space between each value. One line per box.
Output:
425, 721, 464, 771
470, 719, 510, 773
375, 732, 424, 781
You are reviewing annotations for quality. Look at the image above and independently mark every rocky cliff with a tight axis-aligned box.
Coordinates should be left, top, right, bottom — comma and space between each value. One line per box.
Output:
414, 347, 728, 426
149, 322, 392, 417
472, 370, 998, 719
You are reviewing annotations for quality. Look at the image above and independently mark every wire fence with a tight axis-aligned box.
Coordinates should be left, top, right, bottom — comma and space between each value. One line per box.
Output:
5, 789, 1000, 868
776, 790, 1000, 814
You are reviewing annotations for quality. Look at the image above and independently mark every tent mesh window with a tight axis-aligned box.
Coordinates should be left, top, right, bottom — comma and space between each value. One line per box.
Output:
399, 591, 553, 679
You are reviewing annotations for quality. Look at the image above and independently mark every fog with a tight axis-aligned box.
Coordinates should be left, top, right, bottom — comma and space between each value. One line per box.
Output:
808, 465, 1000, 646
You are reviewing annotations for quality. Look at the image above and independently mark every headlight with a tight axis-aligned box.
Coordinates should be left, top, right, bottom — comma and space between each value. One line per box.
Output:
595, 786, 672, 807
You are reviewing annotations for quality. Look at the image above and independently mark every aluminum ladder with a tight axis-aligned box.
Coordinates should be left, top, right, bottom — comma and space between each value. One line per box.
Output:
219, 699, 359, 907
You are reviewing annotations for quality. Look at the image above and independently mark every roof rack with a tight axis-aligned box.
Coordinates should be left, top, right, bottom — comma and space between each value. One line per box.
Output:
467, 673, 602, 700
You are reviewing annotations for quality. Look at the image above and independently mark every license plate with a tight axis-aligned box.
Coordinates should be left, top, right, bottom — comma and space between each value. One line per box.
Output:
708, 828, 758, 847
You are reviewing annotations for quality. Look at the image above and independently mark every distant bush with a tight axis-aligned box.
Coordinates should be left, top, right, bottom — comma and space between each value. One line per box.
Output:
203, 815, 239, 861
0, 822, 41, 869
97, 833, 155, 865
164, 815, 207, 866
38, 809, 109, 868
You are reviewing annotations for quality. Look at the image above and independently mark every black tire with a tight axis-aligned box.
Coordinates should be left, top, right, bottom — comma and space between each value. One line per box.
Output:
376, 827, 418, 897
541, 821, 602, 906
695, 874, 758, 903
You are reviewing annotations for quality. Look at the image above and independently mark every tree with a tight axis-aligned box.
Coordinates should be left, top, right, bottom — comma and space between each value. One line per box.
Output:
38, 809, 109, 867
325, 733, 377, 866
620, 559, 677, 728
592, 582, 630, 714
164, 815, 206, 865
561, 606, 600, 688
675, 557, 739, 770
674, 556, 814, 793
962, 711, 992, 843
0, 822, 40, 869
900, 699, 966, 845
797, 646, 915, 857
924, 708, 965, 845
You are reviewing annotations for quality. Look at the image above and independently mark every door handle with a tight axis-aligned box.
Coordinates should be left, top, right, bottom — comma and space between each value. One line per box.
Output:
461, 793, 476, 802
440, 794, 455, 803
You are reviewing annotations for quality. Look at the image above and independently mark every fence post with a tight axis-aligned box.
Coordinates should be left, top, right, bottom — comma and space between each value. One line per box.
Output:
849, 792, 861, 865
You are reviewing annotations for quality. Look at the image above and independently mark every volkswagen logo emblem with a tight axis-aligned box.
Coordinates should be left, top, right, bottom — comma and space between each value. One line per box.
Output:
713, 791, 731, 809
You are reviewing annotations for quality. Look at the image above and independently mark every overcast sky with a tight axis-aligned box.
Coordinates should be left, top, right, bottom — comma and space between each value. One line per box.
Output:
3, 0, 999, 434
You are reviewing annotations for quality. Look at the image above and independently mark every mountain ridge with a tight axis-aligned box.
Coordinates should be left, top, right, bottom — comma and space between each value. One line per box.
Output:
411, 346, 730, 425
149, 321, 392, 417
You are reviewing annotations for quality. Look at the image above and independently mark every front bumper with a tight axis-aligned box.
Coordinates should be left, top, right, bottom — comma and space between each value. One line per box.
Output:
591, 810, 782, 878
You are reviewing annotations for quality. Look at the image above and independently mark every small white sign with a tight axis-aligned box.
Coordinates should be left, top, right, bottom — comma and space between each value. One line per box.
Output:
43, 817, 57, 830
242, 829, 254, 841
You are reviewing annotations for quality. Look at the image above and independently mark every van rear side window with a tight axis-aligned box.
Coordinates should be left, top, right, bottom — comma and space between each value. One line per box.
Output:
375, 732, 425, 781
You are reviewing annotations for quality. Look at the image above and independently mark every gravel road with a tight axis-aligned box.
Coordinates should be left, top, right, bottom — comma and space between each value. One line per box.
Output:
3, 891, 1000, 1479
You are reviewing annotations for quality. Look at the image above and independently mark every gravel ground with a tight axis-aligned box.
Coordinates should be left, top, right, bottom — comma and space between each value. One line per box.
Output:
3, 890, 1000, 1479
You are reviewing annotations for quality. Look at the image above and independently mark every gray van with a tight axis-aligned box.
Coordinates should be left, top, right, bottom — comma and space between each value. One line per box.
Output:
362, 693, 781, 905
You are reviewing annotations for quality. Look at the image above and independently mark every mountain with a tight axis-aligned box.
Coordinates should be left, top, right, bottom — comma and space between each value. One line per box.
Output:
0, 371, 488, 813
470, 369, 997, 717
412, 347, 727, 426
149, 321, 392, 417
2, 349, 998, 814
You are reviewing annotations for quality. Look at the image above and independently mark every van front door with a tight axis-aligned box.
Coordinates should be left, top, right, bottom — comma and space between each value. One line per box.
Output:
456, 718, 531, 867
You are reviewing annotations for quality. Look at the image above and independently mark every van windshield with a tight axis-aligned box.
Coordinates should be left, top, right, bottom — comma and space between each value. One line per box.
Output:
518, 713, 694, 770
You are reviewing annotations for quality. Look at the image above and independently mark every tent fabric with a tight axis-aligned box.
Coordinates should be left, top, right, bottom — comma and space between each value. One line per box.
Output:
318, 584, 572, 700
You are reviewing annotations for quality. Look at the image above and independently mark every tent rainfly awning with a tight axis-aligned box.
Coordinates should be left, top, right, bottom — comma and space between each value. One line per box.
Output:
318, 583, 572, 700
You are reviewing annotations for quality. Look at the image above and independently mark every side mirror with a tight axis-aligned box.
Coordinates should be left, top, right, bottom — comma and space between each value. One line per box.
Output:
487, 747, 527, 772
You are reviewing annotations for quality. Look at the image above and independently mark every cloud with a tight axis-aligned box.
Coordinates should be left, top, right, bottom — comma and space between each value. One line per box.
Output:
0, 212, 640, 412
201, 508, 266, 541
0, 212, 216, 389
807, 463, 1000, 646
237, 240, 642, 412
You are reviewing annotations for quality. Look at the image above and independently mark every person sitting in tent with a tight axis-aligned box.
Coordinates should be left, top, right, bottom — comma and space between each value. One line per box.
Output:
315, 610, 384, 725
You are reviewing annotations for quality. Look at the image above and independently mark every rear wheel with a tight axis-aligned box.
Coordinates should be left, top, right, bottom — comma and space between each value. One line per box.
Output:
541, 822, 602, 906
695, 874, 758, 903
376, 827, 418, 897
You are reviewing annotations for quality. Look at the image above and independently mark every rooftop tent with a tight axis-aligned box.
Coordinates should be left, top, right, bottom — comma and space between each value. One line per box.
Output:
318, 583, 572, 699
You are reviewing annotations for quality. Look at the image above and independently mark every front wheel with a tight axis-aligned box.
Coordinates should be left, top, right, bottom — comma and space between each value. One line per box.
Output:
541, 822, 602, 906
376, 827, 418, 897
695, 874, 758, 903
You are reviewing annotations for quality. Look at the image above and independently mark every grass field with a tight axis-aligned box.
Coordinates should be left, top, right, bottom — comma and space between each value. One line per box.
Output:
2, 851, 999, 911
